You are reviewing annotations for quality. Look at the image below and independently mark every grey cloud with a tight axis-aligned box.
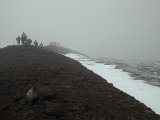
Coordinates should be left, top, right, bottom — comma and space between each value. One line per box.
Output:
0, 0, 160, 60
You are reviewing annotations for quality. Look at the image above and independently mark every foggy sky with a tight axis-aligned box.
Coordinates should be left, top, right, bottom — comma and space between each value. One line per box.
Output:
0, 0, 160, 60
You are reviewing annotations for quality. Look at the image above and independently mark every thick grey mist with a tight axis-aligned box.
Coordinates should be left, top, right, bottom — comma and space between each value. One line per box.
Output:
0, 0, 160, 60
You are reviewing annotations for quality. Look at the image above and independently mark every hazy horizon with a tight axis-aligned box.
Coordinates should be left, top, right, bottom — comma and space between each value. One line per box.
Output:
0, 0, 160, 60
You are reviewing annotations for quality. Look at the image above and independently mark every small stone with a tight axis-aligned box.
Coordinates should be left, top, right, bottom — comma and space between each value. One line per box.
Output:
26, 86, 37, 101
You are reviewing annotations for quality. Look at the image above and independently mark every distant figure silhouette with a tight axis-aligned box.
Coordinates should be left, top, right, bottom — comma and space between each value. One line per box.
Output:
16, 36, 21, 45
21, 32, 27, 45
26, 38, 32, 46
34, 40, 38, 47
39, 42, 43, 48
50, 42, 54, 46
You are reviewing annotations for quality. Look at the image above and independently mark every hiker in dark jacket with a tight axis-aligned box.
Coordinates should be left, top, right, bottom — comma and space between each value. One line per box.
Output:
21, 32, 27, 45
39, 42, 43, 48
34, 40, 38, 47
26, 39, 32, 46
16, 36, 21, 45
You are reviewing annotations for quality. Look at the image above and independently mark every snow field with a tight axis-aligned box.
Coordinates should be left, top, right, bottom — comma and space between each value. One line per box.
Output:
66, 53, 160, 114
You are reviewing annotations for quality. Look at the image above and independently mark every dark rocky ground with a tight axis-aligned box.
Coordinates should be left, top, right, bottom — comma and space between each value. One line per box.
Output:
0, 45, 160, 120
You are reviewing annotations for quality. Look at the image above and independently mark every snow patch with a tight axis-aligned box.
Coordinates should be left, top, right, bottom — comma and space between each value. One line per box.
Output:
65, 53, 160, 114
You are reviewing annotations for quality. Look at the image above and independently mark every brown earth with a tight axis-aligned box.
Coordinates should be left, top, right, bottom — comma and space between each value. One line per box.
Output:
0, 45, 160, 120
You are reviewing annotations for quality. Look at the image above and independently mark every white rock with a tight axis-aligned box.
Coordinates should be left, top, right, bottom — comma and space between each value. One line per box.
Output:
26, 86, 37, 101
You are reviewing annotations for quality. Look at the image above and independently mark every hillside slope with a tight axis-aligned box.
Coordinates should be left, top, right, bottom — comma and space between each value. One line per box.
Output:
0, 46, 160, 120
44, 45, 86, 56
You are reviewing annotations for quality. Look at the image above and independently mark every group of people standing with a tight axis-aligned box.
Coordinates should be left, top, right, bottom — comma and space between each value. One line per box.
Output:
16, 32, 43, 48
